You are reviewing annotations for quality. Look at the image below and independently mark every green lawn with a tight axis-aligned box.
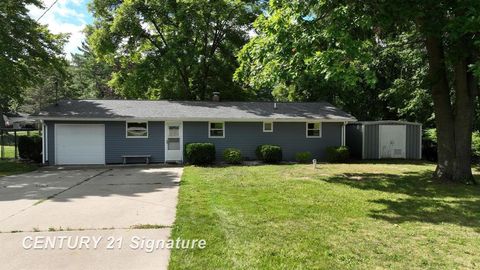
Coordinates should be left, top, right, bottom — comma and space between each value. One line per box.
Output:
1, 145, 16, 158
169, 163, 480, 270
0, 160, 38, 177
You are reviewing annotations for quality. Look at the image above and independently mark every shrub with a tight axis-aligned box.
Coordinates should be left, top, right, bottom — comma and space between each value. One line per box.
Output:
223, 148, 243, 164
18, 135, 42, 162
422, 128, 437, 161
325, 146, 350, 163
423, 129, 480, 162
255, 144, 282, 163
295, 151, 312, 163
473, 132, 480, 162
184, 143, 215, 165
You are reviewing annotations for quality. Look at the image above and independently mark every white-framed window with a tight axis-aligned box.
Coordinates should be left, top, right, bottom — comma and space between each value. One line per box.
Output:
209, 122, 225, 138
263, 122, 273, 132
306, 122, 321, 138
126, 122, 149, 138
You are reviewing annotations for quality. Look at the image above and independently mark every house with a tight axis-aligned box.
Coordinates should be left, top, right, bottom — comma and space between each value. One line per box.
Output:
345, 121, 422, 160
32, 99, 357, 165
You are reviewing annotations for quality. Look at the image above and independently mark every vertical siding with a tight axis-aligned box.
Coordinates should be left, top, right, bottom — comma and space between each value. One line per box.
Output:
406, 124, 421, 159
364, 124, 379, 159
183, 122, 343, 161
345, 124, 363, 159
105, 121, 164, 163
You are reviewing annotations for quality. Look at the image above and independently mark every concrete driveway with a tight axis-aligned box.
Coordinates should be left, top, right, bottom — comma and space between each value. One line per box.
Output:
0, 166, 183, 270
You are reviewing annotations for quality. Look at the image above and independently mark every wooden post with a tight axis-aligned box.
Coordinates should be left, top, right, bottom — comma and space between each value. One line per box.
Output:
14, 131, 17, 160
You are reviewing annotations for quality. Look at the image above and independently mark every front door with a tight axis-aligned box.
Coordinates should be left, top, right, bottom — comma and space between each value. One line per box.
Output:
165, 122, 183, 162
379, 125, 406, 158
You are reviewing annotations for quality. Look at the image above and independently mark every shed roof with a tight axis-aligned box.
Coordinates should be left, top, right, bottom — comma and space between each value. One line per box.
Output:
348, 120, 422, 126
32, 100, 356, 122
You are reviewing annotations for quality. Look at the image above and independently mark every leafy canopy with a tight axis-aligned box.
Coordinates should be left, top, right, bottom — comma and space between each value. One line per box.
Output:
89, 0, 262, 100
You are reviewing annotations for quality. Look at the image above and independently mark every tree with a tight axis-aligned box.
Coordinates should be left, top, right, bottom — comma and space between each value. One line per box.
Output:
89, 0, 262, 100
69, 41, 115, 99
236, 1, 479, 183
0, 0, 67, 125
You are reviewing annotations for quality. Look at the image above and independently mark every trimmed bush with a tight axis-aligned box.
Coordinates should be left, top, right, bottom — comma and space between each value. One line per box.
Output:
18, 135, 42, 163
223, 148, 243, 164
256, 144, 282, 163
295, 151, 313, 163
325, 146, 350, 163
184, 143, 216, 165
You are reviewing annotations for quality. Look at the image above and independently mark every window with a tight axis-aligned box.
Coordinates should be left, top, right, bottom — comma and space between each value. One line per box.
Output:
263, 122, 273, 132
306, 122, 321, 138
209, 122, 224, 138
126, 122, 148, 138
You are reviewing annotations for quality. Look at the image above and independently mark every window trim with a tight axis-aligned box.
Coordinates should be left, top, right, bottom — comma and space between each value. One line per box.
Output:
126, 121, 149, 138
306, 122, 322, 138
208, 121, 225, 138
263, 122, 274, 132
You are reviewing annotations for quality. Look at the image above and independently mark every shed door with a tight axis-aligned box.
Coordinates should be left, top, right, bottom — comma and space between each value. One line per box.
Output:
55, 124, 105, 165
379, 125, 406, 158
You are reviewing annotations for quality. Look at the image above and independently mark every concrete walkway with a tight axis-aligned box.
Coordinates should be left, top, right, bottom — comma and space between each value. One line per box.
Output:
0, 166, 183, 270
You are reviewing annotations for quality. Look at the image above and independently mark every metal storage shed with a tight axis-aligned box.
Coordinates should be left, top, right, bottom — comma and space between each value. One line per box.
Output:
346, 121, 422, 159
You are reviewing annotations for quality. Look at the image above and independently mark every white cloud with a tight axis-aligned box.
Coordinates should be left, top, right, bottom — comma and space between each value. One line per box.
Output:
28, 0, 91, 59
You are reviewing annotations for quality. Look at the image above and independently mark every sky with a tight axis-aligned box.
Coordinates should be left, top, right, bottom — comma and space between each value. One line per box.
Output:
28, 0, 93, 59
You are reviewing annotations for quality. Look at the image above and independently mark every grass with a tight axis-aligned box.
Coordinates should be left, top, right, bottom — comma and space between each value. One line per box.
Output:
1, 145, 15, 158
169, 163, 480, 270
0, 160, 38, 177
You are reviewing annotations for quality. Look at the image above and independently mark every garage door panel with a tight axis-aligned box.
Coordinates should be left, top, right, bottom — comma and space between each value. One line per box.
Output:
55, 124, 105, 165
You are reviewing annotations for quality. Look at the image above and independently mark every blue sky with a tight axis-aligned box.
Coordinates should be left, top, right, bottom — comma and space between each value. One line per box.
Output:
29, 0, 93, 59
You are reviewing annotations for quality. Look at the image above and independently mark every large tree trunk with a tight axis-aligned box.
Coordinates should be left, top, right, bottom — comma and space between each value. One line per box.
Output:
425, 35, 456, 181
452, 55, 476, 184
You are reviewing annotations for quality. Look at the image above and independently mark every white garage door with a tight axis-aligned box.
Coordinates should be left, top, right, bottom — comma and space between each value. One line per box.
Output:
55, 124, 105, 165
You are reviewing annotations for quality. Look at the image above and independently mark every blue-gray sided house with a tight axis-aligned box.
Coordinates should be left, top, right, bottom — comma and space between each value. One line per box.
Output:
32, 100, 357, 165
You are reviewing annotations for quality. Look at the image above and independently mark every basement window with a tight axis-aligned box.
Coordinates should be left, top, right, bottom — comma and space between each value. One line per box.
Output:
126, 122, 149, 138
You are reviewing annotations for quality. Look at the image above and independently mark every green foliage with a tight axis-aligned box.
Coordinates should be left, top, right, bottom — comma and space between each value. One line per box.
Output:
89, 0, 262, 100
18, 136, 42, 163
255, 145, 282, 163
472, 131, 480, 159
0, 0, 67, 119
295, 151, 313, 163
423, 129, 480, 162
184, 143, 216, 165
68, 41, 115, 99
472, 132, 480, 159
325, 146, 350, 163
422, 129, 438, 161
223, 148, 243, 164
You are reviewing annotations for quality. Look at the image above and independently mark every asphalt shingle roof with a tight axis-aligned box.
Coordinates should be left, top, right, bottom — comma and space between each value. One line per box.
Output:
33, 100, 356, 121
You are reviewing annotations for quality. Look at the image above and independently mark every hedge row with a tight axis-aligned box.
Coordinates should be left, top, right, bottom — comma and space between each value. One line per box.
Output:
184, 143, 350, 165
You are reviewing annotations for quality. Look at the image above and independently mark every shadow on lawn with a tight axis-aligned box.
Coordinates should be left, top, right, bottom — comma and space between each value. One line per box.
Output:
324, 170, 480, 229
